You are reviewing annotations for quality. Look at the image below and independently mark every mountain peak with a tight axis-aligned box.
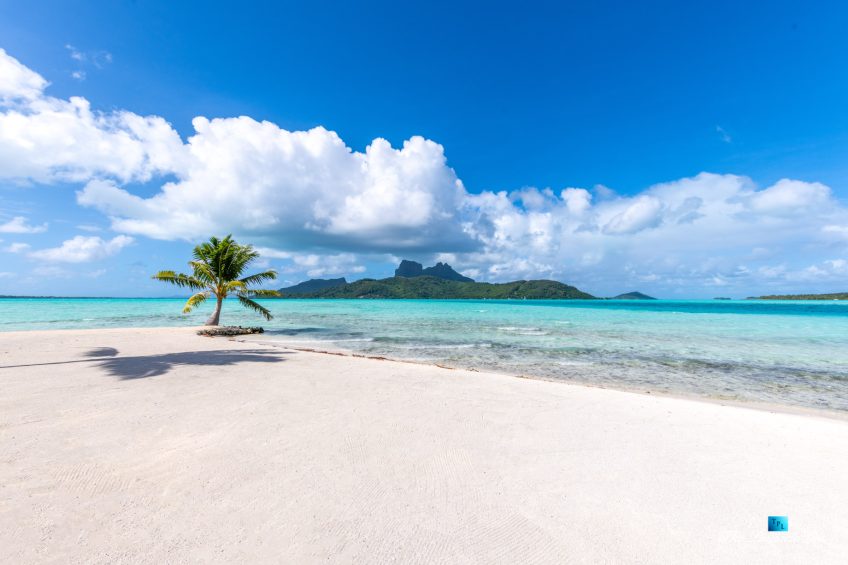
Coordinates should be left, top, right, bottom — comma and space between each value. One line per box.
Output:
395, 260, 424, 278
394, 260, 474, 282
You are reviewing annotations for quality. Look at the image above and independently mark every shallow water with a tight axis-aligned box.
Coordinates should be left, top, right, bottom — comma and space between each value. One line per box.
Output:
2, 297, 847, 411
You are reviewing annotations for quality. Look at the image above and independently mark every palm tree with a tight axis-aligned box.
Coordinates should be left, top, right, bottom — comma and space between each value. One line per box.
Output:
153, 235, 280, 326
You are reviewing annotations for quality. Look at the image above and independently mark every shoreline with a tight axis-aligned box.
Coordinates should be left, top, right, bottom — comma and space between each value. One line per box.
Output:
243, 335, 848, 422
3, 325, 844, 421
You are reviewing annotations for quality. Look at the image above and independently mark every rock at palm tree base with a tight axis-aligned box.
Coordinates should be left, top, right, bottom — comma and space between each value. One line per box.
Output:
197, 326, 265, 337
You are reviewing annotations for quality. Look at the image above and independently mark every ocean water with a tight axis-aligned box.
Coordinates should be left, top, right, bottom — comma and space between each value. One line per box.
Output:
2, 297, 847, 412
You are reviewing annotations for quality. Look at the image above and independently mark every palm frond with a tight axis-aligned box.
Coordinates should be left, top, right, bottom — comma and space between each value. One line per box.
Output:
182, 291, 210, 313
225, 280, 247, 292
223, 240, 258, 282
239, 270, 278, 287
152, 271, 206, 290
237, 295, 273, 320
245, 289, 282, 298
188, 260, 217, 286
192, 236, 221, 262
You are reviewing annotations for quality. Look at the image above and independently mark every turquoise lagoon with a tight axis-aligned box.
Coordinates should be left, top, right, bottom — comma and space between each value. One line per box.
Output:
2, 297, 847, 412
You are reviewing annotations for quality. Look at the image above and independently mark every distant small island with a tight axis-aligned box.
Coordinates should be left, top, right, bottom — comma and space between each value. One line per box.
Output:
277, 260, 595, 299
749, 292, 848, 300
610, 291, 656, 300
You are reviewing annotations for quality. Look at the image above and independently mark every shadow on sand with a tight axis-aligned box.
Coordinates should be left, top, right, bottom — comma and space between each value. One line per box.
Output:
91, 348, 289, 380
83, 347, 119, 358
0, 347, 289, 380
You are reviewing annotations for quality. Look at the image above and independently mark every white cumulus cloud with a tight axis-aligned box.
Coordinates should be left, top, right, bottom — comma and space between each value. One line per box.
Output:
29, 235, 133, 263
0, 48, 47, 101
4, 242, 30, 253
749, 179, 831, 214
0, 216, 47, 233
455, 172, 848, 293
256, 247, 366, 278
76, 119, 471, 252
0, 50, 186, 184
602, 195, 664, 235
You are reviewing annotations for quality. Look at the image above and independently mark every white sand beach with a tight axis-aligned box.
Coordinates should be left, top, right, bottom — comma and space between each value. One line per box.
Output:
1, 327, 846, 564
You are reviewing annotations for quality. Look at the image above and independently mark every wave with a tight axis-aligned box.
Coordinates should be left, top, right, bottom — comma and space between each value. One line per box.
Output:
266, 337, 375, 344
388, 342, 493, 351
496, 326, 550, 336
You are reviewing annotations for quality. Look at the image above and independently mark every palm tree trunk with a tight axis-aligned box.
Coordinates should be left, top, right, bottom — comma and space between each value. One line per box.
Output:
206, 295, 223, 326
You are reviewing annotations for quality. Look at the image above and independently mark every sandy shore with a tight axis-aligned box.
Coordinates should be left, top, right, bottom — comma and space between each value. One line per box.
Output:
1, 328, 846, 563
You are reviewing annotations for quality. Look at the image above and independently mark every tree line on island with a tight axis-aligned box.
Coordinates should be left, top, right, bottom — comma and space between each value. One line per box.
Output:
275, 259, 656, 300
749, 292, 848, 300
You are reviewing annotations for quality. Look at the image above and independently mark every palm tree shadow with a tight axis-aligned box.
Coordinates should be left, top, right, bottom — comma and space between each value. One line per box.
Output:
89, 348, 289, 380
83, 347, 119, 358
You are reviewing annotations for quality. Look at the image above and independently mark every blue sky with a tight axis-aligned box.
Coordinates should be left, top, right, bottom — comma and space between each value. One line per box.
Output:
1, 1, 847, 297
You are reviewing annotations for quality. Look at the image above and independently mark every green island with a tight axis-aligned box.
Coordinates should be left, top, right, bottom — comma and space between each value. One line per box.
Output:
276, 260, 595, 299
610, 291, 656, 300
749, 292, 848, 300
